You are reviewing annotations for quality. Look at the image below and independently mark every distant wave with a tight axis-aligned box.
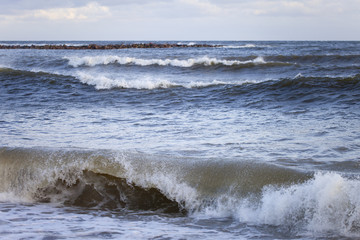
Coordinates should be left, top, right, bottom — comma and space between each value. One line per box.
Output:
75, 71, 360, 91
76, 72, 178, 90
0, 66, 79, 87
221, 44, 256, 49
75, 72, 259, 90
1, 66, 359, 92
0, 66, 68, 79
65, 56, 268, 68
0, 66, 250, 90
177, 42, 196, 46
268, 54, 360, 64
64, 54, 360, 69
220, 44, 273, 49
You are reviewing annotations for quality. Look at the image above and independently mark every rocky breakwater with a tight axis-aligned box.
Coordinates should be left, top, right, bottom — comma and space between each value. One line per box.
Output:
0, 43, 218, 50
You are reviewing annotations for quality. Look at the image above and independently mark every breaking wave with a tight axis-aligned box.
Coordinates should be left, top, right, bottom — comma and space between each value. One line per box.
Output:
2, 66, 359, 93
65, 56, 269, 68
221, 44, 261, 49
200, 172, 360, 236
1, 147, 360, 236
75, 72, 177, 90
75, 72, 244, 90
75, 71, 360, 91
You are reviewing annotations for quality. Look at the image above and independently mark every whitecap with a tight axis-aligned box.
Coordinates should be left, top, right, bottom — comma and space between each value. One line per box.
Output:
198, 172, 360, 237
76, 72, 177, 90
64, 56, 268, 68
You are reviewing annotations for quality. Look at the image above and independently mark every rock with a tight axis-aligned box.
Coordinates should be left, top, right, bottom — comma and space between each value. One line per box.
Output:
0, 43, 218, 50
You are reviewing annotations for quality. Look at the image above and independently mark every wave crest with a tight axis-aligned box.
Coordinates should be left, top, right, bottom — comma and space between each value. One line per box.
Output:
65, 56, 267, 68
1, 147, 360, 236
76, 73, 178, 90
0, 148, 199, 212
203, 172, 360, 236
221, 44, 256, 49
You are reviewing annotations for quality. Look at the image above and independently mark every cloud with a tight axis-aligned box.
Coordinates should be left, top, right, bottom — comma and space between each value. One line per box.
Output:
217, 0, 360, 17
33, 2, 110, 20
0, 0, 85, 13
0, 1, 111, 22
0, 0, 359, 40
178, 0, 222, 15
2, 0, 357, 22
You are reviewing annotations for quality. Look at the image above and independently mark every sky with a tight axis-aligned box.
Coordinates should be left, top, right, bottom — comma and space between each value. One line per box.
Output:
0, 0, 359, 41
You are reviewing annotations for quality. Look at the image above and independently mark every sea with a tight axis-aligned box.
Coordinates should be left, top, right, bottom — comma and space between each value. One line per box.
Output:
0, 41, 360, 239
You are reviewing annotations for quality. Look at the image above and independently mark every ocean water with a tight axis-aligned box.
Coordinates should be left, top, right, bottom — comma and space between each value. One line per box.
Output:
0, 41, 360, 239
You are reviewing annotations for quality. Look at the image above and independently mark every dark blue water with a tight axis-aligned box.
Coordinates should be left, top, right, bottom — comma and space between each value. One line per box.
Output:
1, 41, 360, 239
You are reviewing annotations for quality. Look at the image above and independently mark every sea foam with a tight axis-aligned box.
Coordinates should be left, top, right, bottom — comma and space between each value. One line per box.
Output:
221, 44, 256, 49
76, 72, 177, 90
75, 72, 253, 90
199, 172, 360, 236
65, 56, 266, 68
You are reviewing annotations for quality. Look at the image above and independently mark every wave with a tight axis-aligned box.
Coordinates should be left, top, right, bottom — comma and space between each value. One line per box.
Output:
65, 56, 270, 68
0, 147, 195, 212
2, 66, 359, 94
1, 147, 360, 236
273, 74, 360, 89
0, 65, 254, 90
76, 72, 179, 90
176, 42, 196, 46
0, 147, 309, 208
221, 44, 270, 49
75, 72, 249, 90
57, 54, 360, 72
0, 67, 80, 89
268, 54, 360, 63
201, 172, 360, 236
0, 66, 59, 77
75, 71, 360, 91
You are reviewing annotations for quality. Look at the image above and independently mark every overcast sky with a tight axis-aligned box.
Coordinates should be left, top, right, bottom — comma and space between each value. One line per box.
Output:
0, 0, 359, 40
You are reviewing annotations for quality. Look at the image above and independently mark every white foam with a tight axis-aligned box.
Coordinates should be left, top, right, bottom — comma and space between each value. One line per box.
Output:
186, 80, 226, 88
65, 56, 267, 68
222, 44, 256, 49
0, 192, 31, 203
198, 172, 360, 236
0, 64, 12, 70
111, 152, 201, 210
75, 72, 255, 90
76, 72, 177, 90
221, 44, 272, 49
176, 42, 196, 46
294, 73, 304, 79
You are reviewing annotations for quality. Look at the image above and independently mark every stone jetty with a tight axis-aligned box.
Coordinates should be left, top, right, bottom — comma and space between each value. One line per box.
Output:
0, 43, 218, 50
